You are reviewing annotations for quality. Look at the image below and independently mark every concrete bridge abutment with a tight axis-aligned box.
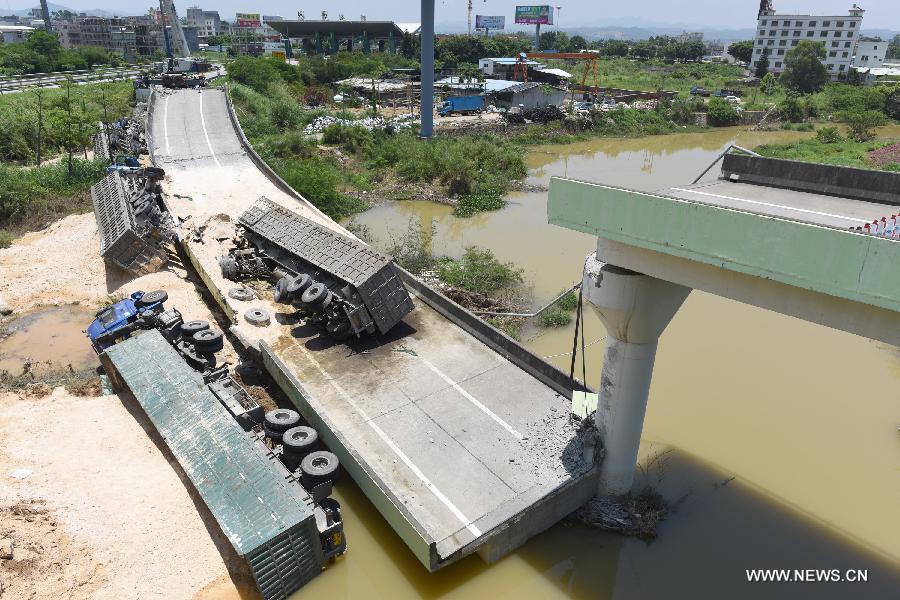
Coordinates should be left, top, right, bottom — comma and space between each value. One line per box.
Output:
582, 253, 691, 497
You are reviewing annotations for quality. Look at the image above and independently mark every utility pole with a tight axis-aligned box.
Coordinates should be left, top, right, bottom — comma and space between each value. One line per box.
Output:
420, 0, 434, 138
467, 0, 472, 36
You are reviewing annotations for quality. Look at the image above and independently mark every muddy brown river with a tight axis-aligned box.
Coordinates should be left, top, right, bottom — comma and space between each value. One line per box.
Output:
322, 127, 900, 599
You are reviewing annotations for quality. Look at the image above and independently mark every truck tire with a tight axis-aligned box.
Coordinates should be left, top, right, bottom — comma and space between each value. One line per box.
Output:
286, 274, 313, 299
301, 451, 340, 489
137, 290, 168, 307
282, 426, 319, 458
264, 409, 301, 442
274, 276, 291, 304
227, 286, 254, 301
192, 328, 224, 352
180, 320, 209, 336
300, 283, 332, 311
219, 256, 239, 280
244, 308, 271, 327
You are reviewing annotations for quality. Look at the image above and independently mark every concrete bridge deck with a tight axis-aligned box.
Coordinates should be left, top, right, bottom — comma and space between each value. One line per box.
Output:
149, 88, 598, 570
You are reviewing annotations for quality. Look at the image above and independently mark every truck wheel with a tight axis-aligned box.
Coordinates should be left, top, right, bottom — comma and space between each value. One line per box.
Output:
301, 283, 332, 311
180, 320, 209, 336
227, 287, 254, 301
192, 329, 224, 352
282, 426, 319, 457
137, 290, 168, 307
301, 451, 340, 489
286, 274, 313, 299
219, 256, 239, 280
273, 276, 291, 304
244, 308, 271, 327
264, 409, 301, 442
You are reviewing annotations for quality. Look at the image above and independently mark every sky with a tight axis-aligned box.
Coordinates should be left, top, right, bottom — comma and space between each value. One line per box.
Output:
5, 1, 900, 30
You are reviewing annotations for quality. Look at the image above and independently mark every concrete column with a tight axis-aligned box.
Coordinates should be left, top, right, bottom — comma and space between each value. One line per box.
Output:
582, 253, 690, 496
420, 0, 435, 138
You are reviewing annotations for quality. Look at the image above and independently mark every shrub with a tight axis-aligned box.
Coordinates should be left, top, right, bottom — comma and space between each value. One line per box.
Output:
0, 230, 13, 249
386, 218, 435, 274
780, 96, 804, 123
437, 247, 523, 296
269, 155, 366, 220
322, 123, 374, 153
556, 290, 579, 311
706, 97, 739, 126
537, 307, 572, 328
840, 109, 888, 142
815, 126, 843, 143
453, 187, 505, 217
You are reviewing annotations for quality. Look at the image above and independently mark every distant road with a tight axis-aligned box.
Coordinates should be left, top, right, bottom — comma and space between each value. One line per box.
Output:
0, 66, 144, 94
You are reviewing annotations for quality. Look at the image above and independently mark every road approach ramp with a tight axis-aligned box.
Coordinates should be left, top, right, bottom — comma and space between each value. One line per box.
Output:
150, 88, 599, 570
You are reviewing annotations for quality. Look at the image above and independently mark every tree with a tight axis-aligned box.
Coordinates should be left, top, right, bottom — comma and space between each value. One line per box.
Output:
569, 35, 588, 52
761, 72, 777, 95
707, 97, 740, 126
887, 34, 900, 60
78, 46, 109, 69
728, 40, 754, 64
755, 47, 770, 78
603, 40, 629, 57
841, 109, 887, 142
780, 40, 828, 94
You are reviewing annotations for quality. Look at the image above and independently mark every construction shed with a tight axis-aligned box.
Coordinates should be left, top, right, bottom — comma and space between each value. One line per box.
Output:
491, 82, 567, 110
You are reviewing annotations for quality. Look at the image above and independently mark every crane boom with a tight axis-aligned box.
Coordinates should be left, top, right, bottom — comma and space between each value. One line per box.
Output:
159, 0, 190, 58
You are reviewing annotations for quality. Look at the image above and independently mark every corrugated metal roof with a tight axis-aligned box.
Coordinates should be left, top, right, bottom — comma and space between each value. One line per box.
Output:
483, 57, 542, 66
501, 81, 542, 94
104, 330, 316, 556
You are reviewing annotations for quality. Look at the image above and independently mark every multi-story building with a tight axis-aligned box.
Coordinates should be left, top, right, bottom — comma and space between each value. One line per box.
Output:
853, 39, 887, 67
186, 6, 222, 40
753, 3, 865, 77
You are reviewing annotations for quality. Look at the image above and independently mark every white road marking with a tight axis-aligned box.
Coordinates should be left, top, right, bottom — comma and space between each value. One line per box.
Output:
198, 92, 222, 168
670, 187, 869, 225
419, 358, 524, 440
163, 96, 170, 156
295, 344, 483, 538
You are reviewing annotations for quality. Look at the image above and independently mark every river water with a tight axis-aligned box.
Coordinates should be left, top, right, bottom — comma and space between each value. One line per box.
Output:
297, 127, 900, 599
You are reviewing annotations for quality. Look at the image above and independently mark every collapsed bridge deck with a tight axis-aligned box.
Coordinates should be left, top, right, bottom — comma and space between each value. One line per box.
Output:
150, 88, 598, 570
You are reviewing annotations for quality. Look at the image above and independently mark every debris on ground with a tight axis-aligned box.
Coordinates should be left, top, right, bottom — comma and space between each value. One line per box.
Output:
572, 485, 669, 540
303, 113, 418, 135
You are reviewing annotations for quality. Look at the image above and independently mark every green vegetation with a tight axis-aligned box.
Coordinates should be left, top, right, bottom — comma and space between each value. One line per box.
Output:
706, 97, 739, 126
454, 187, 505, 217
437, 247, 523, 296
0, 159, 107, 246
0, 30, 125, 75
536, 289, 579, 328
756, 135, 900, 172
727, 41, 754, 64
780, 41, 829, 94
841, 109, 889, 142
570, 57, 744, 97
0, 80, 133, 164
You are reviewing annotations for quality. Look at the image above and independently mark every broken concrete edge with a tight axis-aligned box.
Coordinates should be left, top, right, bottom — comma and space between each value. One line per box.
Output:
258, 342, 438, 570
222, 84, 349, 236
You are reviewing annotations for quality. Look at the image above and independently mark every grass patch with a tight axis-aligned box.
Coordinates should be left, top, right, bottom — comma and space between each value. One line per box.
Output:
0, 159, 107, 236
755, 136, 900, 171
437, 247, 523, 297
556, 290, 579, 311
453, 186, 505, 217
537, 307, 572, 328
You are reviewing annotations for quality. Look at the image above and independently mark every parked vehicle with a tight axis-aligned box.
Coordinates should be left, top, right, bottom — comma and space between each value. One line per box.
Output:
438, 94, 485, 116
573, 101, 594, 112
690, 86, 711, 97
725, 95, 742, 105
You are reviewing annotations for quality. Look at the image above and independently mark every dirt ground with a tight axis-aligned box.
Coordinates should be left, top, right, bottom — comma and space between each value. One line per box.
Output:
0, 215, 249, 599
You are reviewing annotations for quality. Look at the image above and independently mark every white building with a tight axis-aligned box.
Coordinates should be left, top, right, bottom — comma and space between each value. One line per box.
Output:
0, 25, 34, 44
185, 6, 222, 40
753, 3, 865, 78
853, 39, 886, 67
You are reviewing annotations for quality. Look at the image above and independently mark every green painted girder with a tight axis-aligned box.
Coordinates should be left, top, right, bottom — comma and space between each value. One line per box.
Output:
548, 177, 900, 314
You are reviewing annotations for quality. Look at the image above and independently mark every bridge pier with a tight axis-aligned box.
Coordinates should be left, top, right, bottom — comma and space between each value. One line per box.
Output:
582, 253, 690, 496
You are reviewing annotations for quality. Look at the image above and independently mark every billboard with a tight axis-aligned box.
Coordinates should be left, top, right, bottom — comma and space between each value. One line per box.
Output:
514, 5, 554, 25
235, 13, 261, 28
475, 15, 505, 30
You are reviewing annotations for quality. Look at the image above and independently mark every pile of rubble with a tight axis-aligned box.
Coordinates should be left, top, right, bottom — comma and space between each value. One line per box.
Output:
502, 104, 567, 125
303, 113, 418, 135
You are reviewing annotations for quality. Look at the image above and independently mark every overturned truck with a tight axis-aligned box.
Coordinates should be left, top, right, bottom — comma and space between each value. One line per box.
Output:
91, 168, 174, 274
219, 197, 414, 340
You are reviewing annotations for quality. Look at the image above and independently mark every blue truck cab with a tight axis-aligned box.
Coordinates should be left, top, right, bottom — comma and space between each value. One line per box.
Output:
439, 95, 484, 116
87, 290, 168, 352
